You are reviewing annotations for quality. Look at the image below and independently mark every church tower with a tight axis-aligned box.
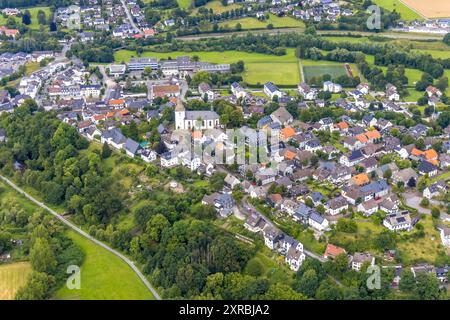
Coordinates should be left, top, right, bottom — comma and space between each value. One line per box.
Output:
175, 98, 185, 130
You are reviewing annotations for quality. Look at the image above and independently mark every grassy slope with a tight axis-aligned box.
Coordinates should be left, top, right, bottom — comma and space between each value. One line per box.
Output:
192, 0, 242, 14
55, 230, 154, 300
372, 0, 423, 20
115, 49, 301, 86
0, 7, 51, 31
0, 178, 154, 300
0, 262, 32, 300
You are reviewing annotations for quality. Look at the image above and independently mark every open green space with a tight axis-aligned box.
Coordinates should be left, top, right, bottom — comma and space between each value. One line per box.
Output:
0, 7, 52, 31
177, 0, 192, 9
218, 14, 305, 30
115, 49, 301, 86
0, 262, 32, 300
192, 0, 242, 14
303, 65, 347, 82
372, 0, 423, 20
55, 230, 154, 300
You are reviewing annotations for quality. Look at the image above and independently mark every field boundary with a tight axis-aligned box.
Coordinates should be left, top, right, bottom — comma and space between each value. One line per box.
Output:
397, 0, 426, 19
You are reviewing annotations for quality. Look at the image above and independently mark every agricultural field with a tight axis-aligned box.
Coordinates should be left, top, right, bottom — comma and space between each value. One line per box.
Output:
0, 262, 32, 300
372, 0, 423, 20
55, 231, 154, 300
0, 7, 52, 30
401, 0, 450, 18
115, 49, 301, 86
218, 14, 305, 30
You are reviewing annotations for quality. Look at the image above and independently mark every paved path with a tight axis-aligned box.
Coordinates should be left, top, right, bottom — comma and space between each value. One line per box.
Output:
0, 175, 161, 300
403, 191, 450, 221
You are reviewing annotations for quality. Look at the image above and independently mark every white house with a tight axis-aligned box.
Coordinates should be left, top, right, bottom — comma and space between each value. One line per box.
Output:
264, 82, 282, 100
285, 247, 306, 272
383, 211, 412, 232
351, 252, 375, 272
323, 81, 342, 93
308, 212, 329, 231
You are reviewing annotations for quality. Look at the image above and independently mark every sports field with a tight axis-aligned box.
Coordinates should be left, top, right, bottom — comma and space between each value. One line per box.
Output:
55, 230, 155, 300
401, 0, 450, 18
301, 59, 360, 82
0, 262, 32, 300
0, 7, 52, 30
372, 0, 423, 20
115, 49, 301, 86
303, 65, 347, 82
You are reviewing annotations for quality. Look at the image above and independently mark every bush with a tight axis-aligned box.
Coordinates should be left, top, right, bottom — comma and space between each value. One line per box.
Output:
431, 207, 440, 219
420, 198, 429, 208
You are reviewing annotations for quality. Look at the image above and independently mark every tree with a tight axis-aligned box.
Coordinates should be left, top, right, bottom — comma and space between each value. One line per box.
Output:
101, 142, 112, 159
420, 198, 429, 207
264, 283, 307, 300
315, 279, 342, 300
444, 33, 450, 46
37, 10, 47, 25
431, 207, 440, 219
245, 259, 264, 277
383, 168, 392, 180
294, 269, 319, 298
146, 214, 169, 242
0, 231, 12, 253
15, 272, 55, 300
30, 237, 57, 273
416, 273, 441, 300
399, 269, 416, 293
22, 10, 31, 25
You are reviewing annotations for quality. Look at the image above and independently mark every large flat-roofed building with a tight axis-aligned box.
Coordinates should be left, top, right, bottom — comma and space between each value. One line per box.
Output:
127, 57, 158, 71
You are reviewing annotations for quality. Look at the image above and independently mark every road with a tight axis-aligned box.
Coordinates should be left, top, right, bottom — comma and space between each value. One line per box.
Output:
241, 197, 326, 263
120, 0, 143, 35
175, 28, 444, 41
97, 65, 117, 100
404, 191, 450, 221
0, 175, 162, 300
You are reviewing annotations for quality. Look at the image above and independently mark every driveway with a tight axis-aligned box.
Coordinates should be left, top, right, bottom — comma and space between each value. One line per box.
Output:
404, 191, 450, 221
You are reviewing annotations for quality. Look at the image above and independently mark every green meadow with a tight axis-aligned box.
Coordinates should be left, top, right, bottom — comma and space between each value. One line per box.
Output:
115, 49, 301, 86
0, 7, 51, 31
218, 14, 305, 30
372, 0, 423, 20
55, 230, 155, 300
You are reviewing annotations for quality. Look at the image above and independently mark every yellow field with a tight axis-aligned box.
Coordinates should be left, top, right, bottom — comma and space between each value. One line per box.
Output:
401, 0, 450, 18
0, 262, 32, 300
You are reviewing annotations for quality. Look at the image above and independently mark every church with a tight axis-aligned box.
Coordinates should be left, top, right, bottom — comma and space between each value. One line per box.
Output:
175, 99, 220, 130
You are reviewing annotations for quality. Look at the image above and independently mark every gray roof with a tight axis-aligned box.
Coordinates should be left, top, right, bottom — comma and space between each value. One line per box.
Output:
124, 138, 140, 154
184, 110, 219, 121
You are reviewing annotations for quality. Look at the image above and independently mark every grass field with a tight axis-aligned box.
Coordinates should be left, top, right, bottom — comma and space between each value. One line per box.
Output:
373, 0, 423, 20
55, 230, 154, 300
177, 0, 192, 9
193, 0, 242, 14
301, 59, 360, 82
401, 0, 450, 18
0, 262, 32, 300
0, 7, 52, 31
218, 14, 305, 30
303, 65, 347, 82
115, 49, 301, 85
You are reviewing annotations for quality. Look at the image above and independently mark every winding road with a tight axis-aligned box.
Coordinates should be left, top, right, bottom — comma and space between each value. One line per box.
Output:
0, 175, 161, 300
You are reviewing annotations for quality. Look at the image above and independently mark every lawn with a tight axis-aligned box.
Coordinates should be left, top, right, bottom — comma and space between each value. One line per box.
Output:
115, 49, 301, 86
55, 230, 155, 300
372, 0, 423, 20
218, 14, 305, 30
0, 262, 32, 300
0, 7, 52, 31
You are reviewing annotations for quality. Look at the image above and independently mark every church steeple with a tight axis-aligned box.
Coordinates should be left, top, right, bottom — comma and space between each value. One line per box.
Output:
175, 98, 185, 112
